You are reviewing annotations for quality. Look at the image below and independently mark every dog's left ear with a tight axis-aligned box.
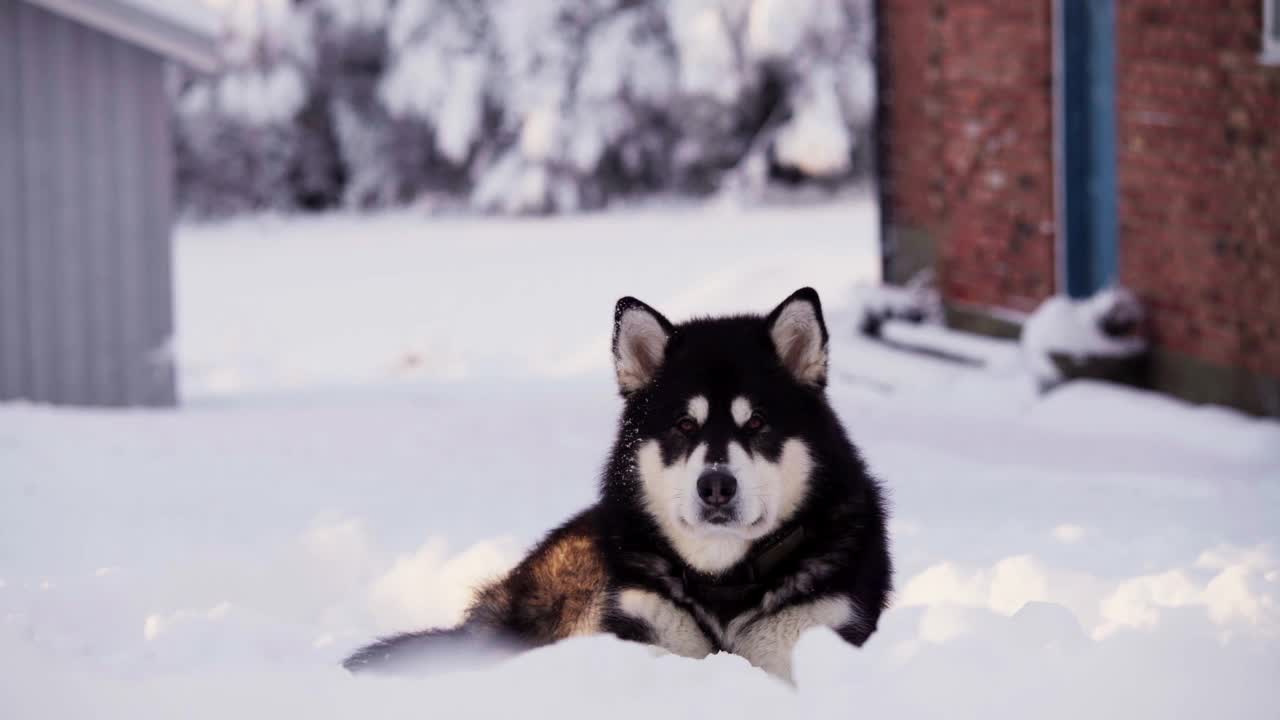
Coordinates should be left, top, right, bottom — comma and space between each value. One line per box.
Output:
766, 287, 829, 388
613, 297, 674, 395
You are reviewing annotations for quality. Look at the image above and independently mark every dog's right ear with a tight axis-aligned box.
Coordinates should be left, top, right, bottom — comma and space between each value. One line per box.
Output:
612, 297, 673, 395
766, 287, 829, 388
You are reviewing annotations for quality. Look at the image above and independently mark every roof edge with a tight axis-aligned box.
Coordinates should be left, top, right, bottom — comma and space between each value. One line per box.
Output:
25, 0, 220, 72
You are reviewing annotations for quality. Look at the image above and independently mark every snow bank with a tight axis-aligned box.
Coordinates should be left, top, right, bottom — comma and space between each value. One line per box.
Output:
1027, 380, 1280, 465
2, 369, 1276, 718
173, 201, 881, 396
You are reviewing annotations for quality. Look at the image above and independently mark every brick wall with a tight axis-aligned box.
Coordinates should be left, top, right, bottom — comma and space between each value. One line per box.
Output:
880, 0, 1057, 314
880, 0, 1280, 407
1116, 0, 1280, 378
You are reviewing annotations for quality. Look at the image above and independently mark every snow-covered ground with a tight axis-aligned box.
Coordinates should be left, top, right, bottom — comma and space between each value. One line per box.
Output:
3, 200, 1279, 719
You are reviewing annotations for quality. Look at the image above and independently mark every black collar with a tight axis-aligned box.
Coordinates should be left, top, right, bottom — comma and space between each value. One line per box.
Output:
680, 525, 807, 605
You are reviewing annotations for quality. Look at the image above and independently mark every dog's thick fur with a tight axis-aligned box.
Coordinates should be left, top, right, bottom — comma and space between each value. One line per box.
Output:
344, 288, 892, 680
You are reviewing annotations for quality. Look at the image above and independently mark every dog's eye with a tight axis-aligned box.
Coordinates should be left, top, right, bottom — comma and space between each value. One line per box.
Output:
744, 412, 766, 433
675, 417, 699, 435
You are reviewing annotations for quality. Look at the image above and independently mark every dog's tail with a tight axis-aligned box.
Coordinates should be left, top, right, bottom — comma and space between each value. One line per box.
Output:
343, 509, 606, 675
342, 621, 522, 675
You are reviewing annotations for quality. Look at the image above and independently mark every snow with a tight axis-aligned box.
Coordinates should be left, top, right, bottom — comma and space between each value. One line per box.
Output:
579, 10, 675, 109
836, 53, 877, 126
379, 0, 488, 165
879, 321, 1023, 370
380, 43, 487, 164
205, 0, 301, 67
315, 0, 390, 32
173, 201, 879, 395
519, 106, 561, 163
125, 0, 220, 38
4, 200, 1280, 719
747, 0, 816, 61
668, 3, 743, 104
436, 57, 488, 164
214, 64, 308, 125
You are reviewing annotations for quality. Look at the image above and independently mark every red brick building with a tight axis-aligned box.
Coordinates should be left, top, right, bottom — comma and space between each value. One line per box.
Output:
878, 0, 1280, 416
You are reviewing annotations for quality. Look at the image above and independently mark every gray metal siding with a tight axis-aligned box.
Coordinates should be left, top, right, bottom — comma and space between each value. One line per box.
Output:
0, 0, 25, 401
0, 0, 176, 407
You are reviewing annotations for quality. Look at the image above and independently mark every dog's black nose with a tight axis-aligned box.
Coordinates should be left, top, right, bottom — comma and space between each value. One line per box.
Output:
697, 470, 737, 507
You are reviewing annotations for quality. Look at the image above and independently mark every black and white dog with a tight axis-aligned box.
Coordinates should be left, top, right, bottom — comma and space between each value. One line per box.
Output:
345, 288, 892, 680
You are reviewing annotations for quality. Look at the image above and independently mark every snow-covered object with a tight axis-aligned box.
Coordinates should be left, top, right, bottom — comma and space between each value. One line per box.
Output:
1021, 287, 1147, 385
773, 70, 852, 177
852, 271, 943, 336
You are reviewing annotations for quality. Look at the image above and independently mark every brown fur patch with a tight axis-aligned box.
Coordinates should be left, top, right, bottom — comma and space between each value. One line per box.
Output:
463, 510, 608, 645
528, 532, 609, 640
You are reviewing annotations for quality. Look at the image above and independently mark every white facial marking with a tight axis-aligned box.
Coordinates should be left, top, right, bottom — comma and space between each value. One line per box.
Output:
687, 396, 709, 424
636, 440, 752, 573
729, 437, 814, 531
727, 441, 765, 526
615, 309, 668, 393
617, 589, 713, 659
728, 596, 856, 681
774, 439, 813, 524
636, 434, 815, 574
731, 396, 752, 426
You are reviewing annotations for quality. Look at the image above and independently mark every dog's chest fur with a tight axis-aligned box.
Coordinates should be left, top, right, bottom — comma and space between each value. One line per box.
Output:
609, 552, 857, 679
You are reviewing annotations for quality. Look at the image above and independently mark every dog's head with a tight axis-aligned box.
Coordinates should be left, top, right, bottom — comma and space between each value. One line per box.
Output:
610, 288, 830, 574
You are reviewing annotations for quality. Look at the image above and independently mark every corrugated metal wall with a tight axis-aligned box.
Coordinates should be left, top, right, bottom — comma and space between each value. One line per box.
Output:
0, 0, 176, 407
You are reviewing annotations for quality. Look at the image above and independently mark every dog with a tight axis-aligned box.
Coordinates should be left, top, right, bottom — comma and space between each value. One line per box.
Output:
344, 288, 892, 680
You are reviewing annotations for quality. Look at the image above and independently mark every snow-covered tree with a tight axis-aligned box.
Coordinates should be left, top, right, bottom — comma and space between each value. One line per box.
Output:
471, 0, 614, 214
175, 0, 878, 217
175, 0, 318, 217
307, 0, 410, 209
745, 0, 877, 182
377, 0, 495, 208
